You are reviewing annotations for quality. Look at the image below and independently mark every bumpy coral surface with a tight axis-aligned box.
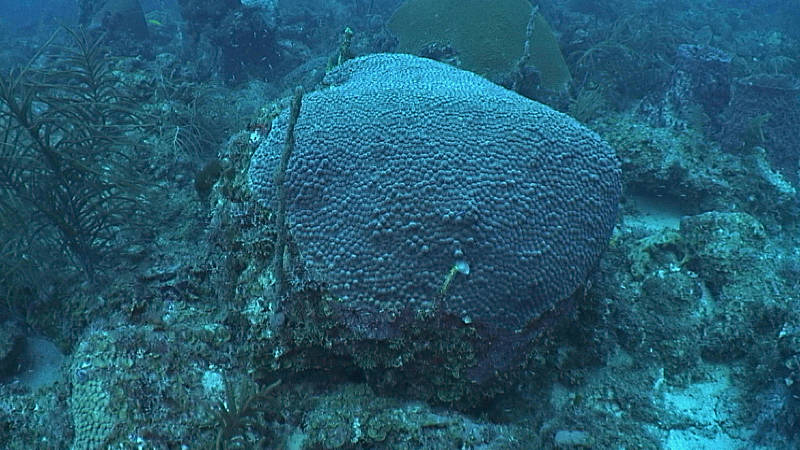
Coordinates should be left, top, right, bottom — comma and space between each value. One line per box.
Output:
249, 53, 620, 333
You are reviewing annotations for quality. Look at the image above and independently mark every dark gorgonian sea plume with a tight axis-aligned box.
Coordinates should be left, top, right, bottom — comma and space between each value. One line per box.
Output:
0, 29, 146, 288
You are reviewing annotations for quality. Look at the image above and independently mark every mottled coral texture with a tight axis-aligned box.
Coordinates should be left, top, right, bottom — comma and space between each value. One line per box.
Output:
249, 54, 620, 332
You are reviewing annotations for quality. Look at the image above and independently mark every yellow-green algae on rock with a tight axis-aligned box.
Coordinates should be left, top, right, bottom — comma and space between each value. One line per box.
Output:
388, 0, 532, 78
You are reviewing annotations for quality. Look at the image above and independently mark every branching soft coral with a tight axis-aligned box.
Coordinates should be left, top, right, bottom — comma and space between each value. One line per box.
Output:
0, 29, 147, 281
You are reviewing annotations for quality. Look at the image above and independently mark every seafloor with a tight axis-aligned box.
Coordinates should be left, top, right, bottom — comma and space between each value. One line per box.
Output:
1, 0, 800, 448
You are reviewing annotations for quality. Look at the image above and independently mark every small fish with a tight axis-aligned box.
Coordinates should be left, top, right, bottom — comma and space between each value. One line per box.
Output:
147, 19, 164, 27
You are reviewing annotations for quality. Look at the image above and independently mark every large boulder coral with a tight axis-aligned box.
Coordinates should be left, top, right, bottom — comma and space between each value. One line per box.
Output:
248, 53, 620, 382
